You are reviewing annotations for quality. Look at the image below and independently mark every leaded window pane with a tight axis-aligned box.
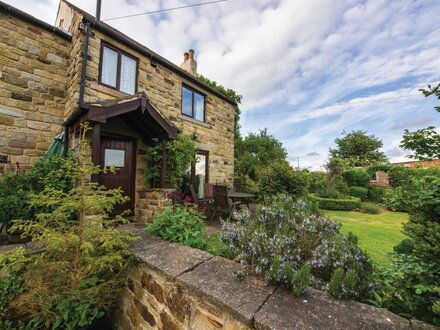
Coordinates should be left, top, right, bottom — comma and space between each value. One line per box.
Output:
120, 54, 136, 94
101, 46, 118, 87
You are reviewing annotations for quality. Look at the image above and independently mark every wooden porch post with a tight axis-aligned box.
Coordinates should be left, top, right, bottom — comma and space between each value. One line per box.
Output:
160, 138, 167, 188
91, 123, 101, 182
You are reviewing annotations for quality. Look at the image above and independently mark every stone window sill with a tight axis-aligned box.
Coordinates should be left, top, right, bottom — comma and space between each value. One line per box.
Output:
178, 114, 212, 129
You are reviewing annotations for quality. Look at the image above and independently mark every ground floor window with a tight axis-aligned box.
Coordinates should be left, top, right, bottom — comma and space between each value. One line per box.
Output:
187, 150, 209, 198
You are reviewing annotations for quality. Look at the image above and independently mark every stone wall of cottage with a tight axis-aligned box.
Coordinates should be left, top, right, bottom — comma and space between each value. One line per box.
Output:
112, 227, 421, 330
0, 13, 70, 170
80, 28, 235, 187
64, 12, 84, 121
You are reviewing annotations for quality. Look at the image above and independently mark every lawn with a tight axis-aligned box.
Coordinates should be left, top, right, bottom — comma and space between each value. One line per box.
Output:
322, 207, 408, 267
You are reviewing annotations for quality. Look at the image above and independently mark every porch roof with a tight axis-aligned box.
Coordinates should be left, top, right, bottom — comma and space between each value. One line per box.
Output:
85, 92, 178, 140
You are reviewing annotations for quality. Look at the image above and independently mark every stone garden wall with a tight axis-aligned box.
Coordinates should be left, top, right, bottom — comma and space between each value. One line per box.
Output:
136, 189, 174, 223
113, 227, 433, 330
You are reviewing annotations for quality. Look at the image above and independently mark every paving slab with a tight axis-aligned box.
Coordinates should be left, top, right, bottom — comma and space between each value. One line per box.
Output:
134, 242, 212, 278
254, 287, 412, 330
177, 256, 276, 327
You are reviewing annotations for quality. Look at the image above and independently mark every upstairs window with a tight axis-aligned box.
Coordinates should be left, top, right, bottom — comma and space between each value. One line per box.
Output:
182, 85, 205, 122
100, 43, 138, 94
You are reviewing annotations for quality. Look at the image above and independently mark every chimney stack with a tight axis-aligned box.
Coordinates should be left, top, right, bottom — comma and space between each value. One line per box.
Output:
180, 49, 197, 76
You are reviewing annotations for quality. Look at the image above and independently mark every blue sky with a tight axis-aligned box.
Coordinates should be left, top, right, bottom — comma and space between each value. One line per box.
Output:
8, 0, 440, 169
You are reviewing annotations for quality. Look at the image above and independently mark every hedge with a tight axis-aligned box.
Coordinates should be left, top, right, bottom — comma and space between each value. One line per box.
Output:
349, 186, 369, 201
368, 186, 386, 203
309, 194, 361, 211
342, 169, 371, 187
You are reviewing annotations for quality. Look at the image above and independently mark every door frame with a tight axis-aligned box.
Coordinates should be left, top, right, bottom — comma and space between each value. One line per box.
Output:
98, 132, 137, 214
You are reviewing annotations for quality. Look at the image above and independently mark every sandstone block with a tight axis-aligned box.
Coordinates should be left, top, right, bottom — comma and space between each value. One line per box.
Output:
8, 139, 36, 149
0, 115, 14, 125
2, 74, 27, 88
0, 146, 23, 155
11, 93, 32, 102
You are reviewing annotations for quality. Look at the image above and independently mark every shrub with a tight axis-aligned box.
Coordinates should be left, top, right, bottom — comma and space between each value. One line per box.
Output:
349, 186, 369, 201
359, 202, 381, 214
368, 186, 386, 203
317, 188, 345, 199
376, 254, 440, 326
383, 187, 410, 212
334, 180, 350, 196
329, 268, 358, 300
375, 174, 440, 325
0, 274, 25, 330
0, 155, 74, 228
145, 205, 206, 249
342, 169, 371, 187
220, 196, 373, 299
309, 194, 361, 211
259, 163, 308, 199
145, 134, 197, 188
304, 171, 327, 193
0, 123, 138, 329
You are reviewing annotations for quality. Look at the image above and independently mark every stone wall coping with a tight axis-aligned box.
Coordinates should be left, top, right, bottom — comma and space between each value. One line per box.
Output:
123, 225, 435, 330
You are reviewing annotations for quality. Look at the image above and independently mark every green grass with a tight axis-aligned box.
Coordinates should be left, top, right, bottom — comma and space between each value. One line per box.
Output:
322, 207, 408, 267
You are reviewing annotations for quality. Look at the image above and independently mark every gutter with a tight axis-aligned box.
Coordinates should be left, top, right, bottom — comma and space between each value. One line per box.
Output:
0, 1, 71, 41
78, 19, 91, 108
63, 17, 91, 154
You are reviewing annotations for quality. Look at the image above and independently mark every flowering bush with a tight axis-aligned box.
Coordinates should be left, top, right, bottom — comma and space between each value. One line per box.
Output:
220, 195, 373, 299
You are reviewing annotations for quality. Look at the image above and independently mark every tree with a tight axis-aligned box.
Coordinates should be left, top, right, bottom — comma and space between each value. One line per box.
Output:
235, 128, 288, 181
400, 84, 440, 160
0, 123, 138, 329
329, 130, 388, 166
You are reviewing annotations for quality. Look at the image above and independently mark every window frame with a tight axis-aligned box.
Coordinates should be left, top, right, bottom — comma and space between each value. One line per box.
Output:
99, 42, 139, 94
190, 150, 209, 187
181, 84, 206, 122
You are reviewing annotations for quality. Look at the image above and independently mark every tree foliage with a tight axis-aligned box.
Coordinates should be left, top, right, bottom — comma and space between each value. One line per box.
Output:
235, 128, 288, 181
329, 130, 388, 166
0, 123, 138, 329
145, 134, 197, 188
400, 84, 440, 160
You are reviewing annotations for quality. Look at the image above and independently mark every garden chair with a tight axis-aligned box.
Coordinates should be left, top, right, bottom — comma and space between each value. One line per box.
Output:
189, 184, 210, 215
169, 191, 183, 205
210, 185, 241, 221
204, 183, 214, 200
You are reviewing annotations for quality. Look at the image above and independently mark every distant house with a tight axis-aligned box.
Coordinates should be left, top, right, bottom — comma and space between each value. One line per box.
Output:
0, 0, 236, 220
391, 159, 440, 169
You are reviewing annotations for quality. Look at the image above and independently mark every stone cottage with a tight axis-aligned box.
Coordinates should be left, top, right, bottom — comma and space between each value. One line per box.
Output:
0, 0, 236, 220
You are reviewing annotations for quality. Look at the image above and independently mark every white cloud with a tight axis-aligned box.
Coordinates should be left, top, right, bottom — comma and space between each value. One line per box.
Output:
5, 0, 440, 169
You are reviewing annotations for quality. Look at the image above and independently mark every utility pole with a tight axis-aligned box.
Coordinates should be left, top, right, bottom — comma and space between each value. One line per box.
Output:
292, 157, 300, 169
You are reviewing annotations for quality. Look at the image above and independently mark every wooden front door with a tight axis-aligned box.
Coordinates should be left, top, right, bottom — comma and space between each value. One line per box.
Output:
99, 136, 136, 215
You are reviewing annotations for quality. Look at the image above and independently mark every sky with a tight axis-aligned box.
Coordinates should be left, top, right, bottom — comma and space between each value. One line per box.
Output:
7, 0, 440, 170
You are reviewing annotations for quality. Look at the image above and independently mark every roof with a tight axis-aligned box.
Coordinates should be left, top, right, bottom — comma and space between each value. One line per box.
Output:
0, 1, 71, 41
85, 92, 179, 140
62, 0, 237, 106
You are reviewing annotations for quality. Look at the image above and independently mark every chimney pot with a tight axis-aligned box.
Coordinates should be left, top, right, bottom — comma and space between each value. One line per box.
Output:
180, 49, 197, 76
